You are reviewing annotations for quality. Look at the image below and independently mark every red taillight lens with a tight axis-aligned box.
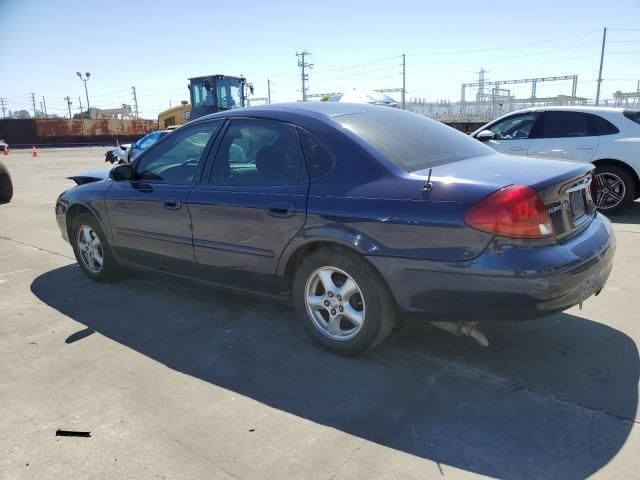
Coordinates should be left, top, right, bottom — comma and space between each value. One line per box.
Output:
465, 185, 554, 239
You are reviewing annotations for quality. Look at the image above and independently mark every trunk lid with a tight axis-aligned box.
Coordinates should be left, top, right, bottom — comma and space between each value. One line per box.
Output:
413, 153, 596, 241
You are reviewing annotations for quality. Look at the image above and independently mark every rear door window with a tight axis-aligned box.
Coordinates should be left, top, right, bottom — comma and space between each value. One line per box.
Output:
535, 112, 590, 138
299, 130, 335, 179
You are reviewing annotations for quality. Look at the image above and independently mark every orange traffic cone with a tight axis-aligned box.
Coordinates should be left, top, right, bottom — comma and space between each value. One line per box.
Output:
32, 145, 38, 157
2, 145, 7, 156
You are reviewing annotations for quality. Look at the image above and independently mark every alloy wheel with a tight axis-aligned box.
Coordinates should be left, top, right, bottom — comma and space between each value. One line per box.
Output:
77, 225, 104, 273
595, 172, 626, 210
304, 266, 366, 341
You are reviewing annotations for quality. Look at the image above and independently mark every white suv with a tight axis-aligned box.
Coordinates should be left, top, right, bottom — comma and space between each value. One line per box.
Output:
472, 107, 640, 213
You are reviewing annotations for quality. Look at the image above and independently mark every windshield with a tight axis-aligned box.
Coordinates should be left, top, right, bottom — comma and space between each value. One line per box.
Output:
190, 80, 212, 109
336, 109, 492, 172
216, 78, 243, 110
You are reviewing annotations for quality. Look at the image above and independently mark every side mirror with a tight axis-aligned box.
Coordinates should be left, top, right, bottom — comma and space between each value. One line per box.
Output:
110, 164, 134, 181
476, 130, 495, 142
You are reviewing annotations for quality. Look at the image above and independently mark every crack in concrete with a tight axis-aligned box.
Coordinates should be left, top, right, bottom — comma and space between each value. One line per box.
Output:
425, 354, 640, 426
171, 437, 245, 480
0, 236, 74, 260
328, 444, 363, 480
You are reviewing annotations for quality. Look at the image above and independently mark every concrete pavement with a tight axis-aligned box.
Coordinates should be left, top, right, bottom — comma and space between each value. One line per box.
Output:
1, 148, 639, 479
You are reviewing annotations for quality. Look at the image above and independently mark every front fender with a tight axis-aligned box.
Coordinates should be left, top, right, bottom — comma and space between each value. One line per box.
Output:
57, 181, 113, 243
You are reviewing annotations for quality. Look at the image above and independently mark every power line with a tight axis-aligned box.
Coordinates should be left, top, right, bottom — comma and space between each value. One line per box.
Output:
411, 43, 600, 66
312, 55, 401, 74
409, 31, 600, 56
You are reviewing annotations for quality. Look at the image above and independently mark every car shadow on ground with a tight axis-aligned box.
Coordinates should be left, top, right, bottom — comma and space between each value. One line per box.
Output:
608, 200, 640, 226
31, 265, 639, 480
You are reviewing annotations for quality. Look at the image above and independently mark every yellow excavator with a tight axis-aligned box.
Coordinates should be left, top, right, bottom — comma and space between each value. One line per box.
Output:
158, 74, 253, 129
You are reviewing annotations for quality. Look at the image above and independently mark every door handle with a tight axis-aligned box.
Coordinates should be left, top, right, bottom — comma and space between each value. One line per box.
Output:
163, 197, 181, 210
509, 147, 526, 152
576, 145, 594, 150
266, 202, 296, 218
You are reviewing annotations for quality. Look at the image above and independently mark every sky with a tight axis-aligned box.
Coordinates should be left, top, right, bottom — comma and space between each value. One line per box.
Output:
1, 0, 639, 119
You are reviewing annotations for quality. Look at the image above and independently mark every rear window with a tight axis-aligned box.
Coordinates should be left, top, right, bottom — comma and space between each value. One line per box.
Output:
623, 109, 640, 125
335, 109, 491, 172
589, 114, 619, 135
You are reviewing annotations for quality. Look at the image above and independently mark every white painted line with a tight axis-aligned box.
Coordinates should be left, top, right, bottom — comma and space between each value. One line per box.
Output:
0, 268, 31, 276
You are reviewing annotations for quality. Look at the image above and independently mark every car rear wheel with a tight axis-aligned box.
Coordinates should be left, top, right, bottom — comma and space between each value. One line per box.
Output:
0, 161, 14, 202
594, 165, 635, 214
293, 249, 396, 355
71, 212, 118, 282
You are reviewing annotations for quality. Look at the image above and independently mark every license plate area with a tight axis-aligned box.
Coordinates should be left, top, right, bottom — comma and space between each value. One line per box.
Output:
570, 190, 587, 220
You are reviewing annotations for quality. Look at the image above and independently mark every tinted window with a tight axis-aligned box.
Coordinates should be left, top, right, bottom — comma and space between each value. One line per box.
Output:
589, 114, 619, 135
624, 109, 640, 125
299, 130, 335, 179
336, 109, 491, 173
536, 112, 590, 138
136, 121, 219, 183
137, 132, 160, 150
210, 120, 304, 185
488, 113, 537, 140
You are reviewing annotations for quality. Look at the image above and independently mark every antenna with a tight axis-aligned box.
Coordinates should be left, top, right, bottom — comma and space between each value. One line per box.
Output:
423, 168, 433, 192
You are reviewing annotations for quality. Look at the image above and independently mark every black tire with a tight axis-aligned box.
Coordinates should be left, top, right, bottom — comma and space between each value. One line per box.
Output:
0, 161, 13, 203
292, 248, 396, 356
594, 165, 635, 214
71, 212, 118, 282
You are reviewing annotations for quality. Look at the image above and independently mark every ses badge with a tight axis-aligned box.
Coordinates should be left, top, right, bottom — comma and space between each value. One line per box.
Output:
548, 200, 569, 215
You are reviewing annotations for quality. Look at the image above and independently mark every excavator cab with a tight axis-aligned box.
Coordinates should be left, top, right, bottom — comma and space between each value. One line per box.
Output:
188, 74, 253, 120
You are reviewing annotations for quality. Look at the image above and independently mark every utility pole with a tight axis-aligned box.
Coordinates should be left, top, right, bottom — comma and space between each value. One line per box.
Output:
64, 96, 73, 119
401, 54, 406, 110
0, 98, 6, 118
267, 79, 271, 104
296, 51, 313, 102
596, 27, 607, 106
131, 86, 139, 118
78, 96, 86, 135
42, 96, 48, 119
30, 92, 36, 118
76, 72, 91, 117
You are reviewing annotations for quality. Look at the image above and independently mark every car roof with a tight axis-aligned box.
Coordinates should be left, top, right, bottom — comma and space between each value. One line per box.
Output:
509, 105, 626, 115
195, 102, 383, 123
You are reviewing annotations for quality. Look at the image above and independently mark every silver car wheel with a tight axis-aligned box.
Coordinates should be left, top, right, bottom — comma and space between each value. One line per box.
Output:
304, 266, 366, 341
77, 225, 104, 273
595, 172, 626, 210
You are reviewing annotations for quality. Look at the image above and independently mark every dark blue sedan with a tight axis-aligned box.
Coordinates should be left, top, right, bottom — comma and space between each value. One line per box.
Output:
55, 103, 615, 355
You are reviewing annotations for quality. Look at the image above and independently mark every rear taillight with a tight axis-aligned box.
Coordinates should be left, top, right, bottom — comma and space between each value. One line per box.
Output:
465, 185, 554, 239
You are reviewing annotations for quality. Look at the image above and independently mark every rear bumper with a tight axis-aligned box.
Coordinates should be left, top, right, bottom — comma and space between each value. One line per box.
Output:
368, 213, 615, 321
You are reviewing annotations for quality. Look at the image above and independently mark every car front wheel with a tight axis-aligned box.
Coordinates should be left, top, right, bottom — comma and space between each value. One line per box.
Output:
293, 249, 396, 356
71, 212, 118, 282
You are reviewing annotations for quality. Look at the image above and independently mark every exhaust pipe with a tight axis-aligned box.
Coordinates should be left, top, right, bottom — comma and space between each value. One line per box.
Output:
430, 321, 490, 347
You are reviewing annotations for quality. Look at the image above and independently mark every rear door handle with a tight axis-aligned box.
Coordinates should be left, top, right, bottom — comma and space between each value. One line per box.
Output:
576, 145, 594, 150
266, 202, 296, 218
163, 197, 181, 210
